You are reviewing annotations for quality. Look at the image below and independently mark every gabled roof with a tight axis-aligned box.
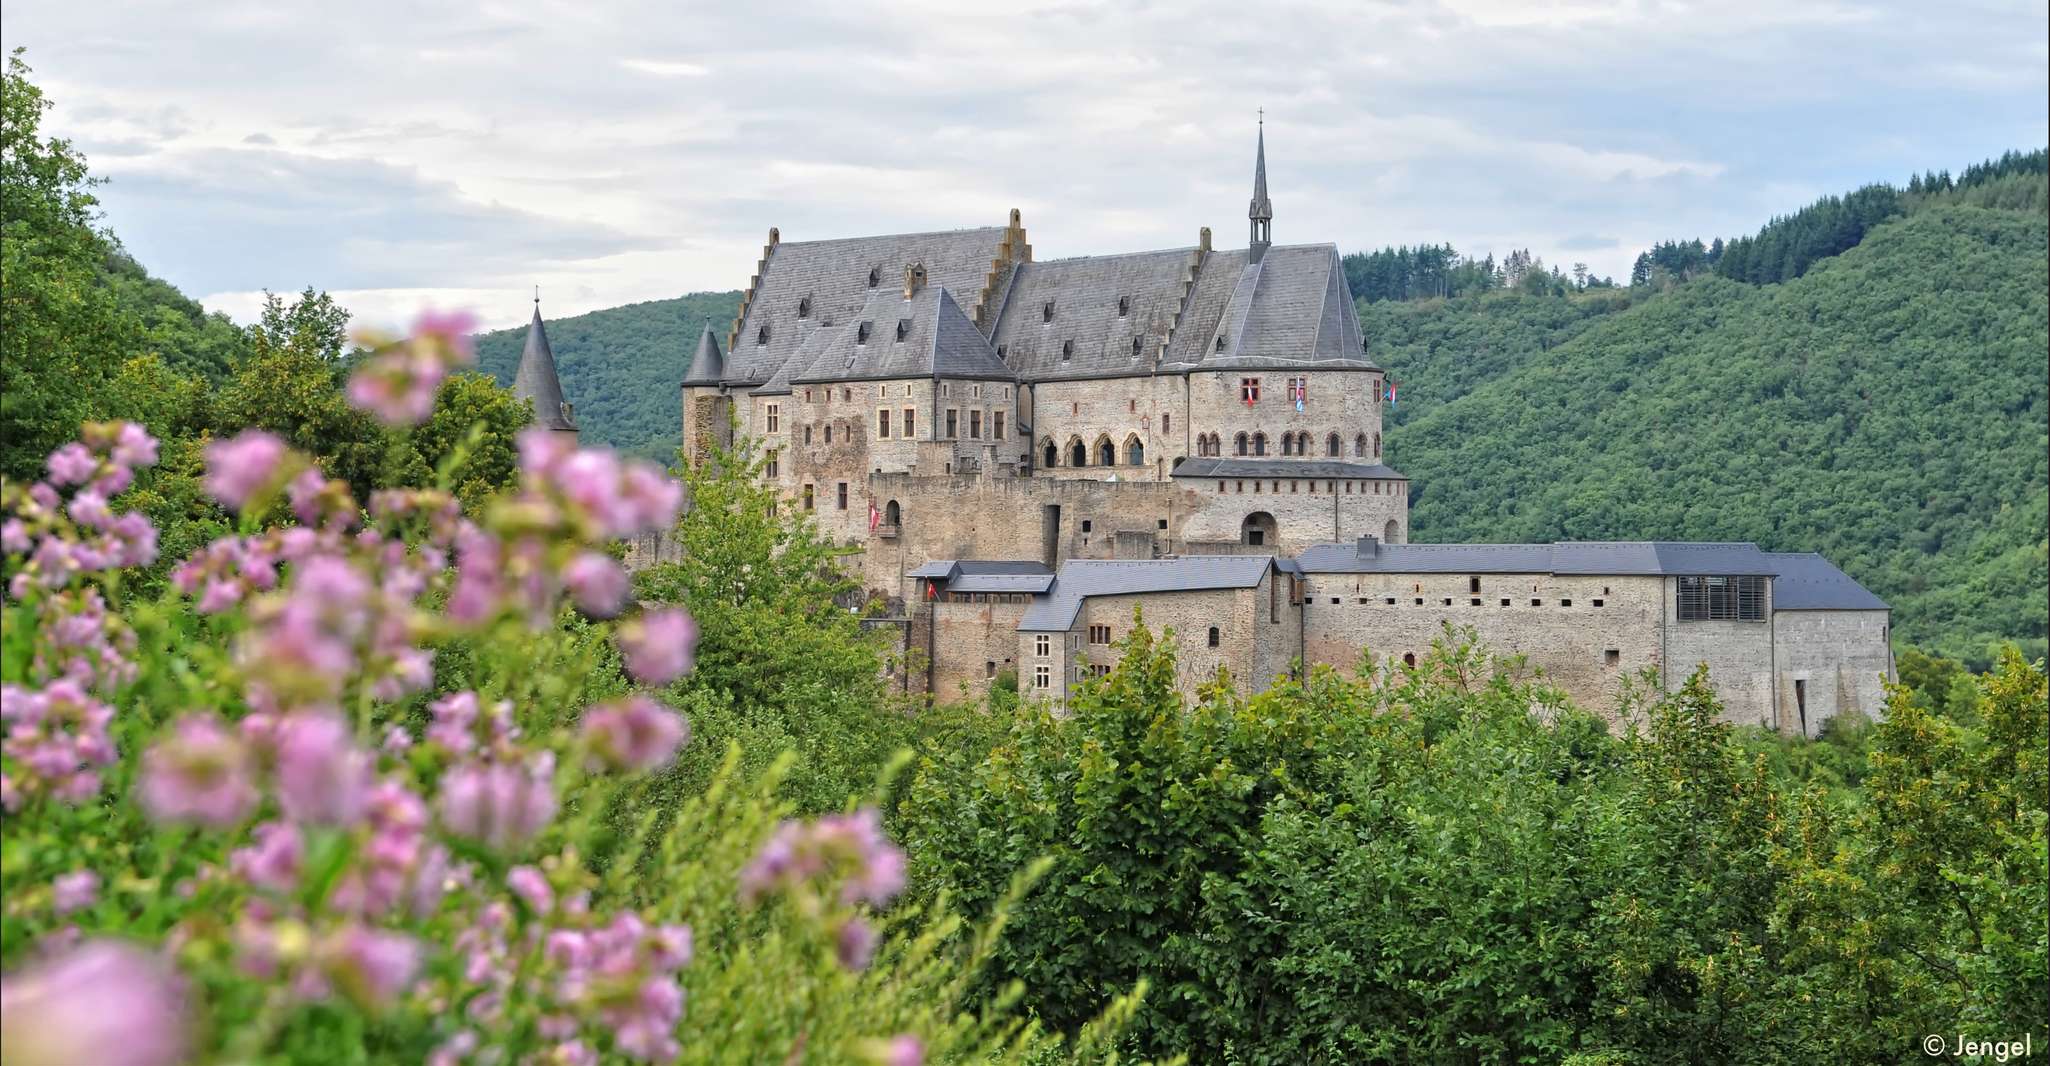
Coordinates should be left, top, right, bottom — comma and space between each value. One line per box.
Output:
1766, 552, 1890, 610
728, 226, 1011, 388
1294, 541, 1778, 576
911, 559, 1056, 594
1172, 457, 1406, 480
988, 247, 1197, 380
1177, 244, 1370, 370
682, 320, 726, 386
1019, 556, 1274, 632
757, 286, 1012, 393
513, 305, 575, 431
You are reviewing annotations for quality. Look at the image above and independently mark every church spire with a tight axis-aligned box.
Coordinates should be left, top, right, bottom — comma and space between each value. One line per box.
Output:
514, 297, 577, 436
1248, 111, 1273, 264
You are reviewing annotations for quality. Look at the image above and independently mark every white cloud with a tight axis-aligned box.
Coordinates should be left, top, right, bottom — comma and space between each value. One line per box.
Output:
618, 58, 710, 77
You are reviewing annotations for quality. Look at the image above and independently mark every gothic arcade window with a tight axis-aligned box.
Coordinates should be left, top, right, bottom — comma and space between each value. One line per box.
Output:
1252, 432, 1267, 456
1070, 439, 1087, 467
1126, 437, 1143, 465
1354, 433, 1367, 457
1327, 433, 1341, 457
1676, 576, 1766, 621
1096, 438, 1115, 467
1234, 432, 1248, 456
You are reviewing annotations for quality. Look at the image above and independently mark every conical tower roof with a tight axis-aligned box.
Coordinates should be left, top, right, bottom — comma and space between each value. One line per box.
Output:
513, 301, 576, 431
682, 319, 726, 386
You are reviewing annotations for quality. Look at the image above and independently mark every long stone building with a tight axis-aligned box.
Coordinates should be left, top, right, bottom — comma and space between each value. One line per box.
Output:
510, 124, 1895, 733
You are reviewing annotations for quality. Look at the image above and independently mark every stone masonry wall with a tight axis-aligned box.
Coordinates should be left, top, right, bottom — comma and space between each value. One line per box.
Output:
1663, 582, 1777, 727
1771, 609, 1894, 736
927, 598, 1032, 703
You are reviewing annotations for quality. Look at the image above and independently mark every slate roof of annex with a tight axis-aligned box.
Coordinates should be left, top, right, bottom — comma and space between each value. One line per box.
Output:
1765, 552, 1890, 610
1018, 556, 1274, 632
1294, 541, 1782, 576
909, 560, 1055, 594
1172, 458, 1407, 480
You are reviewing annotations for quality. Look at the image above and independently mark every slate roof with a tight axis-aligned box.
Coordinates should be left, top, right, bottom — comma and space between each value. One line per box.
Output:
1294, 541, 1778, 576
1019, 556, 1274, 632
1172, 457, 1407, 480
988, 248, 1198, 379
755, 286, 1013, 394
514, 306, 575, 430
910, 560, 1057, 594
728, 227, 1011, 388
682, 321, 725, 386
1765, 552, 1890, 610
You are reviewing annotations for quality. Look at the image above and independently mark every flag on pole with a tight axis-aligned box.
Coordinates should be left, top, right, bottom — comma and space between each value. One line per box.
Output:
869, 499, 880, 532
1386, 380, 1398, 407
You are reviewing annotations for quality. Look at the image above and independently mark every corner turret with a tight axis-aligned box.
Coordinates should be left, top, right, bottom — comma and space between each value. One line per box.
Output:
514, 296, 578, 444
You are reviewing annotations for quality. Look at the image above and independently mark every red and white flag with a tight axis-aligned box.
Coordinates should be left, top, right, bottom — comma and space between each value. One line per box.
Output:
868, 499, 880, 532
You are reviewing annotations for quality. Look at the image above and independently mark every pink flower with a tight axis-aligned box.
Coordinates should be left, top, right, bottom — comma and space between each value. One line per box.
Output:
739, 808, 907, 908
112, 423, 159, 469
412, 307, 480, 361
426, 690, 481, 754
438, 755, 557, 851
138, 714, 258, 827
274, 711, 373, 827
0, 940, 188, 1066
346, 347, 446, 428
883, 1034, 924, 1066
319, 925, 420, 1012
581, 695, 689, 772
1, 680, 118, 808
507, 865, 553, 914
45, 443, 97, 487
52, 870, 99, 915
229, 821, 303, 894
2, 519, 29, 554
563, 552, 629, 618
837, 917, 878, 970
617, 609, 697, 685
203, 431, 291, 512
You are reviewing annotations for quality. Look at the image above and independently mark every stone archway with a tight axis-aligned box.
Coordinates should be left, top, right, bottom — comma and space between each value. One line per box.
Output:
1241, 511, 1278, 547
1384, 518, 1400, 545
1068, 437, 1087, 467
1042, 438, 1058, 468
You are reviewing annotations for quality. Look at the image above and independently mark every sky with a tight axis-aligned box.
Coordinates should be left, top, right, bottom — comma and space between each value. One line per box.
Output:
5, 0, 2045, 332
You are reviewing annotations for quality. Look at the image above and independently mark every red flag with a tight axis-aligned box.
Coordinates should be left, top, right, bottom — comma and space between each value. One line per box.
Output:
869, 499, 880, 532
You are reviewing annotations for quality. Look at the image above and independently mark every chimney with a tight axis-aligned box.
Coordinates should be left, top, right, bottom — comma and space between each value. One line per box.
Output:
903, 262, 927, 300
1356, 534, 1379, 559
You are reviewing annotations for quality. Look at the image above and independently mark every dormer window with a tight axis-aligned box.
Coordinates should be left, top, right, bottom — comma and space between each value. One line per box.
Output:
1117, 296, 1130, 317
867, 266, 880, 288
1131, 336, 1143, 357
757, 324, 770, 345
996, 344, 1007, 360
1042, 300, 1055, 323
797, 296, 812, 318
895, 319, 910, 342
857, 321, 872, 345
1214, 335, 1226, 352
1061, 340, 1073, 361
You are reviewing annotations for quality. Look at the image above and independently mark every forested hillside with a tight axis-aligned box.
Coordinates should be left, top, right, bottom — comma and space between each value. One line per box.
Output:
1376, 198, 2049, 664
475, 292, 741, 462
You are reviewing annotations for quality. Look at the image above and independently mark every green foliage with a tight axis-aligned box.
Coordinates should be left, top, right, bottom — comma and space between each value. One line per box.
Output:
474, 293, 743, 463
378, 372, 532, 508
1382, 202, 2049, 664
634, 437, 913, 816
903, 623, 2049, 1062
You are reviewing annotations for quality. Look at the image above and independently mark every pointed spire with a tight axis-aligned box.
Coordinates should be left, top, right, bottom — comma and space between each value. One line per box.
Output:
514, 299, 577, 432
1249, 111, 1273, 263
683, 317, 726, 386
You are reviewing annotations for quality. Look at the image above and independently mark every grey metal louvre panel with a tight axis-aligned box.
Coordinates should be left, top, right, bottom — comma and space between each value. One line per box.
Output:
1172, 457, 1407, 480
730, 227, 1009, 384
989, 248, 1197, 380
1019, 556, 1274, 631
1765, 552, 1890, 610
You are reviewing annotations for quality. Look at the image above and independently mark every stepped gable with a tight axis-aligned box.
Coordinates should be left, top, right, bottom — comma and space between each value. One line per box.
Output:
727, 226, 1011, 389
989, 247, 1201, 380
681, 319, 726, 386
513, 302, 576, 430
758, 286, 1012, 392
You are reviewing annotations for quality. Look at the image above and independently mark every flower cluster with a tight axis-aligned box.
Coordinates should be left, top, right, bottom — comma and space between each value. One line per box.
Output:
345, 308, 479, 428
0, 680, 117, 811
741, 808, 909, 972
4, 422, 161, 597
0, 940, 187, 1066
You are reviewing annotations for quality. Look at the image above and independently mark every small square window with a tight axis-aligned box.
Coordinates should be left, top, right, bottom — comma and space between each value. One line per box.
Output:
1384, 597, 1396, 605
1530, 599, 1541, 607
1500, 598, 1510, 607
1080, 519, 1093, 533
1604, 649, 1621, 666
1414, 598, 1424, 605
1593, 599, 1605, 607
1470, 598, 1482, 606
1157, 518, 1168, 530
1561, 598, 1573, 607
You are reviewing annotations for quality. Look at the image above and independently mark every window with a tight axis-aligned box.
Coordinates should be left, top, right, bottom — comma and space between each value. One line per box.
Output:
1240, 377, 1261, 403
764, 449, 779, 478
802, 485, 814, 510
941, 383, 950, 397
1088, 625, 1111, 645
1605, 649, 1621, 667
1499, 598, 1509, 607
1131, 336, 1143, 356
836, 483, 848, 510
1252, 432, 1267, 456
1297, 432, 1311, 455
1676, 575, 1766, 621
969, 410, 983, 439
757, 324, 769, 345
1162, 413, 1170, 434
1327, 433, 1341, 457
804, 425, 813, 444
1373, 433, 1381, 458
903, 408, 915, 437
824, 424, 833, 444
945, 409, 958, 438
993, 411, 1006, 440
1402, 652, 1417, 668
765, 404, 779, 433
1126, 438, 1143, 465
1035, 635, 1051, 657
1531, 598, 1542, 607
1593, 599, 1605, 607
877, 410, 891, 438
1234, 432, 1249, 456
1207, 626, 1220, 648
1561, 598, 1573, 607
1281, 434, 1294, 456
1158, 518, 1168, 529
1034, 665, 1051, 689
857, 321, 872, 344
1355, 433, 1368, 457
868, 266, 880, 288
1469, 577, 1482, 594
798, 296, 812, 318
1070, 439, 1086, 466
842, 388, 851, 402
896, 319, 910, 342
1080, 519, 1092, 533
1117, 295, 1130, 317
972, 384, 982, 398
1042, 300, 1056, 323
1061, 340, 1073, 361
986, 661, 997, 679
1096, 438, 1114, 466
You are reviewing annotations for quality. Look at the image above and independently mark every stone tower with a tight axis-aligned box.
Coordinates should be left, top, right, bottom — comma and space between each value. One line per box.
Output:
679, 319, 731, 467
1249, 113, 1273, 264
514, 297, 578, 446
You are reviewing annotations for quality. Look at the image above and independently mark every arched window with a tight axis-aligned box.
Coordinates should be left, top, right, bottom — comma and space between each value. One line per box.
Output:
1207, 626, 1220, 648
1234, 432, 1249, 456
1252, 432, 1267, 456
1384, 518, 1399, 544
1117, 296, 1130, 317
1354, 433, 1368, 457
1327, 433, 1341, 457
1126, 437, 1144, 466
1373, 433, 1381, 458
885, 499, 900, 526
1280, 434, 1294, 456
1070, 438, 1087, 467
1096, 437, 1115, 467
1042, 300, 1056, 323
1214, 335, 1226, 352
1296, 432, 1312, 455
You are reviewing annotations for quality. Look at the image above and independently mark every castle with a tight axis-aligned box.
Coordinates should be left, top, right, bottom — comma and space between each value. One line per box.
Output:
512, 125, 1895, 735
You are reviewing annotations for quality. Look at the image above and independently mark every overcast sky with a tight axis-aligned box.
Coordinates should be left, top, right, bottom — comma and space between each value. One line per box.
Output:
6, 0, 2044, 331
